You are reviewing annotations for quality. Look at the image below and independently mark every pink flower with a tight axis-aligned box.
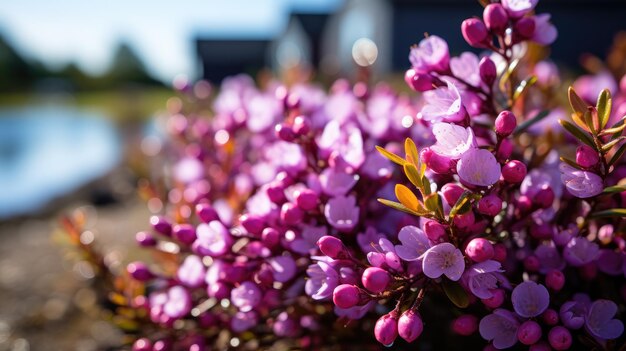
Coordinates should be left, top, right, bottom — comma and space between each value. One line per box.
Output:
532, 14, 558, 45
450, 52, 481, 87
394, 225, 431, 261
457, 149, 501, 186
430, 122, 477, 159
559, 164, 603, 198
422, 242, 465, 281
409, 35, 450, 73
324, 195, 360, 231
479, 309, 520, 349
501, 0, 538, 18
585, 300, 624, 340
420, 80, 467, 123
463, 260, 505, 299
511, 281, 550, 318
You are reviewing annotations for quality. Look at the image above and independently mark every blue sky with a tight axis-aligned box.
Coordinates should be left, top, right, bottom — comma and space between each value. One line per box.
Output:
0, 0, 341, 83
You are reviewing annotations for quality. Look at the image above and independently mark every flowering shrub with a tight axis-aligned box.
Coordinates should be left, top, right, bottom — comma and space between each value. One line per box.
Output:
60, 0, 626, 350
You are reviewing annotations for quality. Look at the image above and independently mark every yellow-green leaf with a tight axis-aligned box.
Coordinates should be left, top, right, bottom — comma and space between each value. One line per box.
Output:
377, 198, 429, 217
375, 145, 405, 166
602, 185, 626, 194
601, 136, 626, 153
403, 163, 422, 189
559, 120, 595, 148
395, 184, 419, 211
609, 143, 626, 166
599, 116, 626, 136
559, 156, 584, 170
513, 75, 537, 101
449, 191, 473, 218
568, 86, 588, 117
404, 138, 419, 167
596, 89, 612, 130
591, 208, 626, 218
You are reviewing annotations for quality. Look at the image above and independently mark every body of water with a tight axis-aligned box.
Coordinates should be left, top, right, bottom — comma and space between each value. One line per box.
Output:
0, 106, 121, 218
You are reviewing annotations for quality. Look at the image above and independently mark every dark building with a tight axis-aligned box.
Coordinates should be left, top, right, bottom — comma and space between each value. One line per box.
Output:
196, 39, 271, 83
290, 13, 330, 68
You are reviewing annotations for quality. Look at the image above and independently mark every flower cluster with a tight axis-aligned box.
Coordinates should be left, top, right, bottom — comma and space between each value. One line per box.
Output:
60, 1, 626, 350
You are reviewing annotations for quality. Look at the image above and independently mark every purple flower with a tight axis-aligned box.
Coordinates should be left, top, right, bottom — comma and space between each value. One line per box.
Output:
573, 71, 618, 104
319, 167, 359, 196
318, 121, 365, 169
559, 164, 603, 198
231, 311, 258, 333
463, 260, 505, 299
266, 141, 307, 174
174, 157, 205, 184
394, 225, 431, 261
422, 242, 465, 281
585, 300, 624, 340
177, 255, 206, 288
360, 151, 393, 180
290, 225, 327, 255
560, 296, 590, 330
231, 281, 262, 312
357, 226, 387, 254
430, 122, 477, 159
420, 81, 466, 123
563, 237, 599, 267
511, 281, 550, 318
245, 93, 282, 132
532, 14, 558, 45
597, 250, 625, 276
534, 243, 565, 274
409, 35, 450, 73
305, 261, 339, 300
450, 52, 481, 87
479, 309, 520, 349
368, 238, 403, 271
163, 286, 192, 319
334, 300, 376, 320
267, 255, 297, 283
501, 0, 538, 18
324, 195, 360, 231
193, 220, 233, 257
457, 148, 501, 187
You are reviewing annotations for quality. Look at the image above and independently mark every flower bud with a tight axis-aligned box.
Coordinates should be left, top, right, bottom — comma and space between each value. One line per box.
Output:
479, 57, 497, 86
542, 308, 559, 325
482, 288, 505, 308
317, 236, 346, 259
477, 194, 503, 216
150, 216, 172, 236
502, 160, 527, 183
424, 221, 447, 242
240, 214, 265, 236
452, 315, 478, 336
172, 223, 197, 245
518, 320, 542, 345
361, 267, 391, 294
281, 203, 303, 225
266, 181, 286, 204
492, 243, 507, 262
404, 68, 435, 92
292, 115, 311, 136
294, 189, 319, 211
398, 310, 424, 342
483, 4, 509, 33
127, 262, 154, 281
441, 183, 465, 206
545, 269, 565, 291
135, 231, 157, 247
262, 228, 280, 247
496, 138, 514, 161
523, 255, 540, 272
465, 238, 494, 262
516, 195, 532, 213
333, 284, 360, 309
530, 342, 552, 351
275, 123, 295, 142
132, 338, 152, 351
462, 18, 489, 47
152, 340, 172, 351
535, 187, 555, 209
374, 312, 399, 346
495, 111, 517, 137
576, 145, 599, 168
548, 326, 572, 350
598, 224, 614, 244
454, 211, 475, 230
530, 223, 553, 240
195, 203, 219, 223
421, 148, 454, 174
515, 17, 536, 39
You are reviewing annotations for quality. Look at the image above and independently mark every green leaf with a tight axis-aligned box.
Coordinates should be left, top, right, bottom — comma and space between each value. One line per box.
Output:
421, 176, 432, 196
559, 120, 596, 148
376, 145, 406, 166
513, 75, 537, 101
404, 138, 419, 168
449, 191, 473, 218
378, 198, 429, 217
602, 185, 626, 194
591, 208, 626, 218
403, 163, 422, 189
514, 110, 550, 135
599, 116, 626, 136
424, 193, 443, 219
568, 86, 588, 117
596, 89, 612, 130
559, 156, 585, 170
601, 136, 626, 153
441, 278, 469, 309
609, 143, 626, 166
584, 108, 597, 135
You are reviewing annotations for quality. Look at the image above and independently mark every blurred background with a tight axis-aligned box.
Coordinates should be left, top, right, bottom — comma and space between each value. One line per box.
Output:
0, 0, 624, 350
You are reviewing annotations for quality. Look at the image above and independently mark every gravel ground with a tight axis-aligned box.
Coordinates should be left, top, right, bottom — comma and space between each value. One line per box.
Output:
0, 196, 151, 351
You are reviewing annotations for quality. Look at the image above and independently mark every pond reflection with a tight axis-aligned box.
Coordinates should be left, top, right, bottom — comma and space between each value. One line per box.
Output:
0, 106, 121, 218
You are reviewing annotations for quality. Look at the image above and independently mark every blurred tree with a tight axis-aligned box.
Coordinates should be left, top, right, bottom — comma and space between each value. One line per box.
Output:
102, 42, 162, 87
0, 34, 35, 91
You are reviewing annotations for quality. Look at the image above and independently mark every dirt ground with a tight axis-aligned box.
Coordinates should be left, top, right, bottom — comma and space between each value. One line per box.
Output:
0, 196, 151, 351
